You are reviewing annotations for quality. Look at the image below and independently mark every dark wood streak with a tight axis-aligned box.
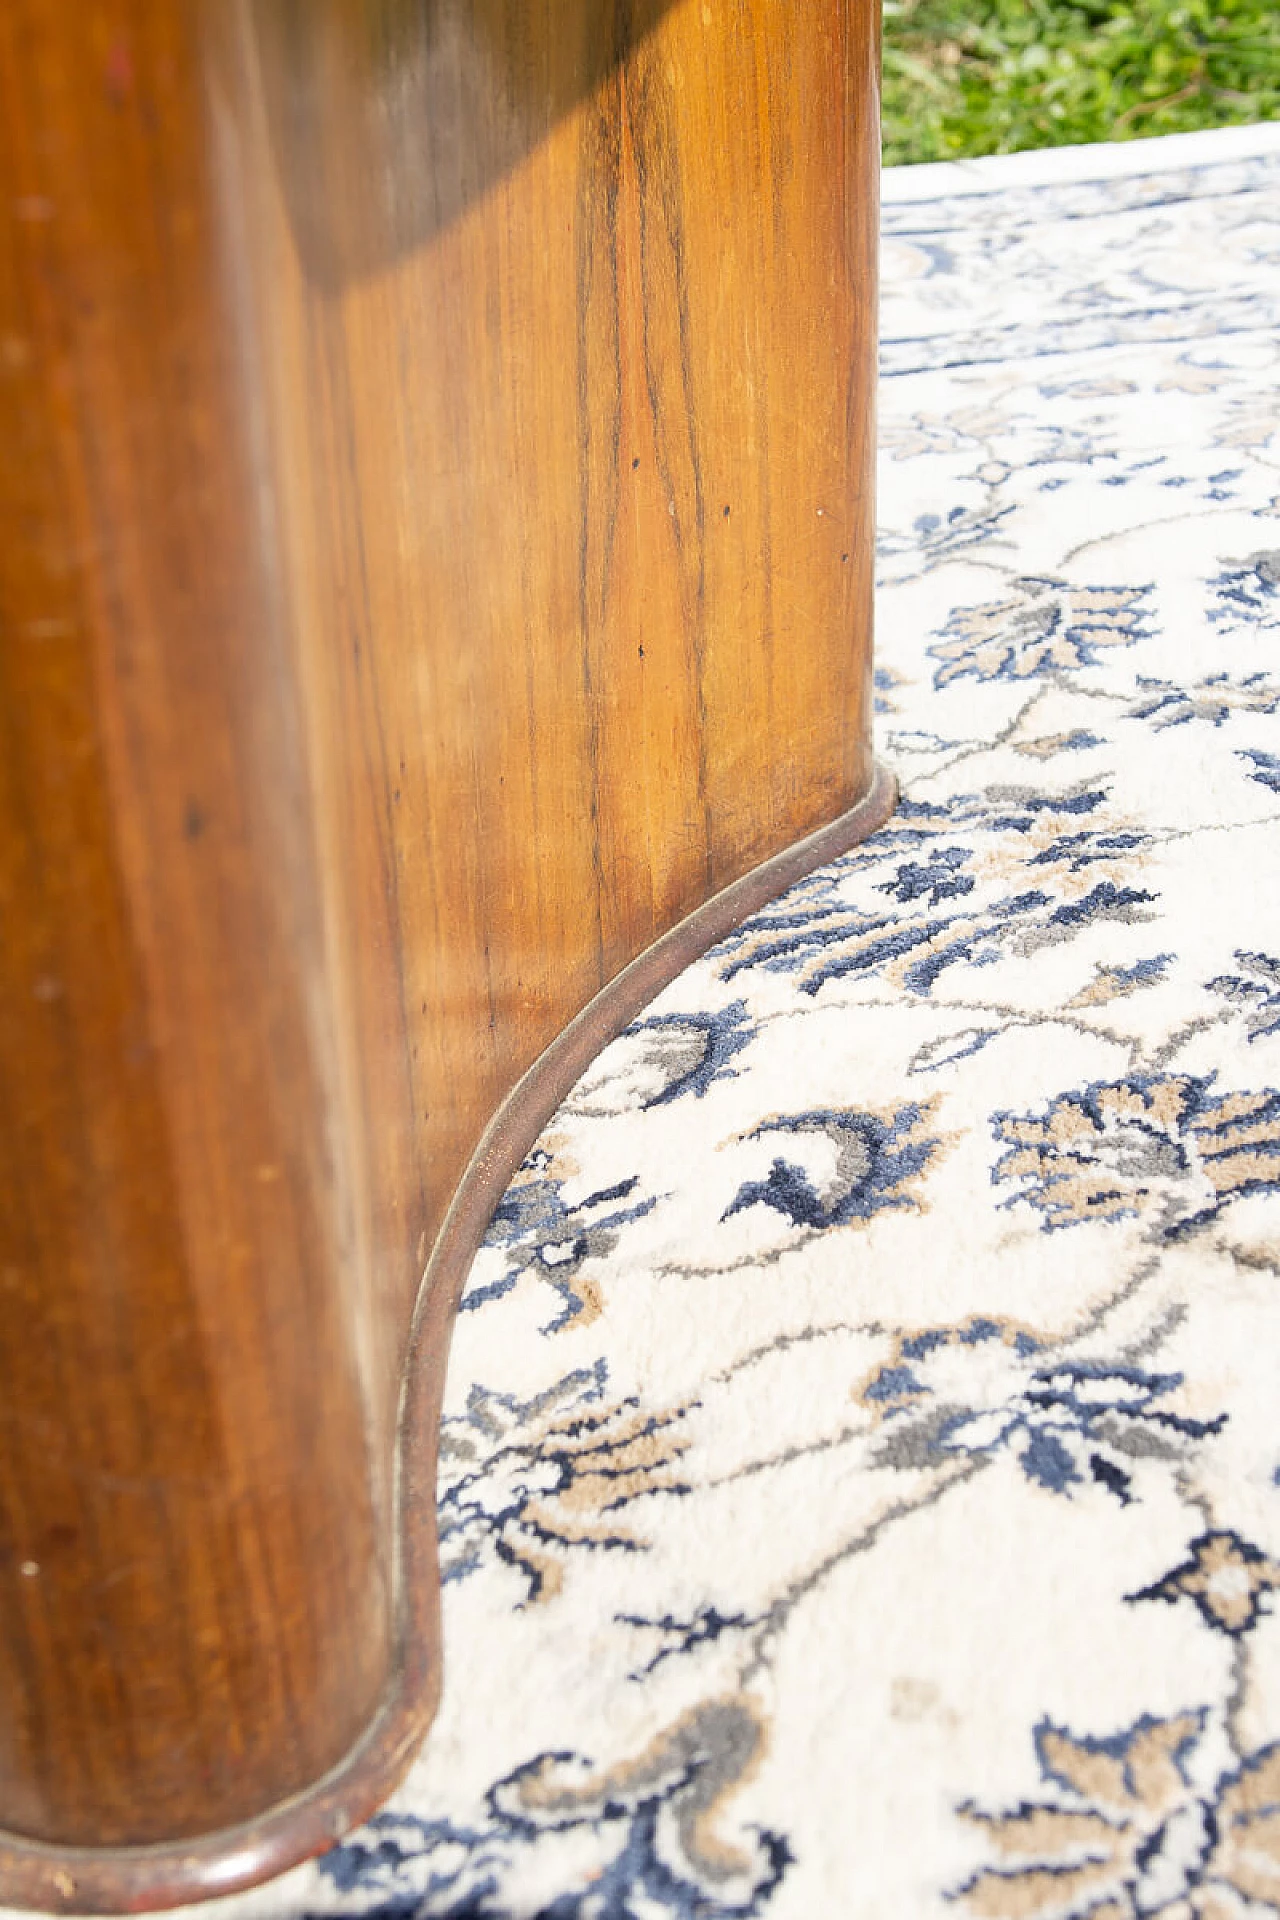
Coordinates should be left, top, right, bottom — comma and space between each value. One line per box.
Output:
629, 35, 715, 886
576, 68, 623, 987
0, 0, 883, 1902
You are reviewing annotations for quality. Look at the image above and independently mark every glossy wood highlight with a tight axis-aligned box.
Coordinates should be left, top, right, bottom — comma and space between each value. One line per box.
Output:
0, 0, 389, 1856
0, 0, 883, 1904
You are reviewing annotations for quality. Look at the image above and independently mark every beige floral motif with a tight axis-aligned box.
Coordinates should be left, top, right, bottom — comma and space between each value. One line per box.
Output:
880, 401, 1015, 461
1067, 960, 1169, 1009
959, 1713, 1204, 1918
967, 795, 1152, 918
1213, 394, 1280, 450
440, 1381, 692, 1603
992, 1074, 1280, 1237
1046, 378, 1139, 400
855, 1315, 1044, 1430
1208, 1746, 1280, 1911
930, 577, 1152, 686
1014, 731, 1102, 761
494, 1695, 770, 1890
958, 1712, 1280, 1919
1131, 1531, 1280, 1637
875, 663, 911, 714
514, 1398, 692, 1600
717, 783, 1155, 1006
1158, 365, 1232, 395
1125, 675, 1280, 730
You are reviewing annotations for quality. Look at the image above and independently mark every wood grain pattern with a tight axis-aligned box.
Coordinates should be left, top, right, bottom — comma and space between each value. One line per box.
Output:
0, 0, 882, 1902
0, 0, 389, 1854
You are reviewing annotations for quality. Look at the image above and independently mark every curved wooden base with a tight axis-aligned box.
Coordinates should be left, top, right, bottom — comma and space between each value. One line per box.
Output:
0, 765, 895, 1914
1, 0, 882, 1896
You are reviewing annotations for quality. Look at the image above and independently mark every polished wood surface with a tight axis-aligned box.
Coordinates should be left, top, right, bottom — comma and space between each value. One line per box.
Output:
0, 0, 389, 1853
0, 0, 880, 1899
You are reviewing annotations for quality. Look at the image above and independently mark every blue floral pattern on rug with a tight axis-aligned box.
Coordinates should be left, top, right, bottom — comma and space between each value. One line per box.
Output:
147, 131, 1280, 1920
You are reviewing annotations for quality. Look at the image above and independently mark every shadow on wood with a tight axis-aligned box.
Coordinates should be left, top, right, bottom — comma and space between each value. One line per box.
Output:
246, 0, 684, 285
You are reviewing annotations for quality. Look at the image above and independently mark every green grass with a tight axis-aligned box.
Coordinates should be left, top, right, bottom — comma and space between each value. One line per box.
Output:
882, 0, 1280, 166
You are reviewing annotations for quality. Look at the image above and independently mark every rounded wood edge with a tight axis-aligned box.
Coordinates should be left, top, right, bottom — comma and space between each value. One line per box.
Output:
0, 764, 897, 1916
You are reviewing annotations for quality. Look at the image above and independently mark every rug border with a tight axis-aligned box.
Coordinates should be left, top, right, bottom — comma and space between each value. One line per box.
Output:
882, 118, 1280, 204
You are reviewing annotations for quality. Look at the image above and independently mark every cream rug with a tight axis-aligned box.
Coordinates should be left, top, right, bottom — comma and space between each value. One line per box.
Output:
84, 122, 1280, 1920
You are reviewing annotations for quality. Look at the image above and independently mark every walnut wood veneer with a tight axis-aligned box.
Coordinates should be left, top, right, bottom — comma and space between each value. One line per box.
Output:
0, 0, 889, 1906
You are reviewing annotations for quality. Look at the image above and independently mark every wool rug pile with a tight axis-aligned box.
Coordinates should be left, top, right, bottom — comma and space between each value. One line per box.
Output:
73, 122, 1280, 1920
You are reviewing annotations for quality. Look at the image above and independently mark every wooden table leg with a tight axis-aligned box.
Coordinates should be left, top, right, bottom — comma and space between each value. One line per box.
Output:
0, 0, 889, 1906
